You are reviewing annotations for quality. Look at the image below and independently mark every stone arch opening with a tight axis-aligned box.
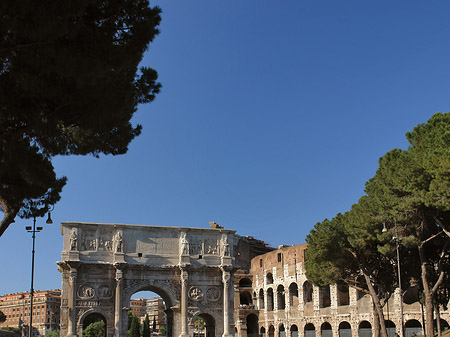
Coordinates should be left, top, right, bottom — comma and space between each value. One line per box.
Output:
267, 273, 274, 285
267, 288, 274, 311
338, 321, 351, 337
240, 278, 252, 288
268, 325, 275, 337
304, 323, 315, 337
279, 324, 285, 337
277, 285, 285, 310
303, 281, 313, 303
259, 289, 265, 309
405, 319, 422, 337
82, 313, 107, 337
321, 322, 332, 337
290, 325, 298, 337
193, 313, 215, 337
358, 321, 372, 337
289, 283, 298, 307
246, 314, 259, 337
384, 320, 396, 337
261, 326, 266, 337
240, 291, 253, 306
128, 288, 174, 337
319, 286, 330, 308
434, 319, 449, 333
337, 283, 349, 306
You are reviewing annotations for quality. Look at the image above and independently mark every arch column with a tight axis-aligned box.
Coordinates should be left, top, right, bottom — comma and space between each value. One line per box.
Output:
222, 268, 233, 337
67, 263, 79, 337
180, 267, 189, 337
114, 265, 124, 337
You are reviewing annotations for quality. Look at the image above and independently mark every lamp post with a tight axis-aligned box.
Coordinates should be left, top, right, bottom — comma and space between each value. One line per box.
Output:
382, 221, 404, 337
26, 209, 53, 337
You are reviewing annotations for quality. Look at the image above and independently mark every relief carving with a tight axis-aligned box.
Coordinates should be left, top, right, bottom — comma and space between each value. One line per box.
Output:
82, 231, 97, 251
98, 285, 113, 299
78, 285, 95, 299
188, 287, 203, 301
206, 286, 221, 301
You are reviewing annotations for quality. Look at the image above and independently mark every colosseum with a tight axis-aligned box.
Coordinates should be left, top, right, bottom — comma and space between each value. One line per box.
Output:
233, 244, 450, 337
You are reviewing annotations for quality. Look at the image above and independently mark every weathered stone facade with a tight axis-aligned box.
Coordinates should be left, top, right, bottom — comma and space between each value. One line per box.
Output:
234, 244, 450, 337
58, 222, 271, 337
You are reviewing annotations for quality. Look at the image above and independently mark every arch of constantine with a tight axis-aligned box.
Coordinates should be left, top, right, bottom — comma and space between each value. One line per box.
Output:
58, 222, 449, 337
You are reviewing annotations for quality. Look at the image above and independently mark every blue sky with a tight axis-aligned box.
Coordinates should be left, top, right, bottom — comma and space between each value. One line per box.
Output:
2, 1, 450, 295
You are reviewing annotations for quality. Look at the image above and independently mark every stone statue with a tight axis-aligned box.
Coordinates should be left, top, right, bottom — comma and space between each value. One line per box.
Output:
221, 235, 230, 256
70, 230, 77, 251
115, 231, 123, 253
180, 232, 189, 256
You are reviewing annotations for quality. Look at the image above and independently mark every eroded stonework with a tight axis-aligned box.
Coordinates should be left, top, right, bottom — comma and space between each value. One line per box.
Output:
58, 222, 268, 337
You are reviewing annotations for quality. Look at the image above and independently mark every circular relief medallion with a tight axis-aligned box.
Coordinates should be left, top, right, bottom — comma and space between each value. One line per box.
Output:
98, 285, 112, 299
188, 286, 203, 301
206, 286, 221, 301
77, 284, 95, 299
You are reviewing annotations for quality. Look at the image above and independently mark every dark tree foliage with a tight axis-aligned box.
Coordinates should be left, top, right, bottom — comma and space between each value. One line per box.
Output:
83, 321, 105, 337
142, 314, 150, 337
0, 0, 161, 236
152, 316, 156, 331
0, 310, 6, 323
128, 315, 141, 337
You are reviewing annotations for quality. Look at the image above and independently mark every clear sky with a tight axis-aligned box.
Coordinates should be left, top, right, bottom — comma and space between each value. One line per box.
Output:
1, 1, 450, 296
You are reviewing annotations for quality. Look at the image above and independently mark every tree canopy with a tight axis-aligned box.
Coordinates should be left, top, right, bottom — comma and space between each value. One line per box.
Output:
305, 112, 450, 337
142, 314, 150, 337
83, 321, 105, 337
0, 0, 161, 236
0, 310, 6, 323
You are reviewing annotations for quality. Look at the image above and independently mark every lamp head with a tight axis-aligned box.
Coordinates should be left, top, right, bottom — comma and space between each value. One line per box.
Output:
382, 223, 387, 233
46, 211, 53, 224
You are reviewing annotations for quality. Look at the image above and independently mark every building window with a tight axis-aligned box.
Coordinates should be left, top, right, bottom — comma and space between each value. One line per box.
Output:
278, 253, 282, 262
260, 259, 263, 267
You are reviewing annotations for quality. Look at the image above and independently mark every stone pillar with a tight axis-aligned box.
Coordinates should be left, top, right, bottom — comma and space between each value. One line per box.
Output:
67, 267, 78, 337
222, 268, 232, 337
330, 284, 338, 315
114, 266, 123, 337
180, 268, 189, 337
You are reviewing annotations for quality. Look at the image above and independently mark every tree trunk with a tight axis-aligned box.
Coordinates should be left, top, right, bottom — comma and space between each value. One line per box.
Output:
436, 305, 441, 337
420, 302, 426, 337
373, 304, 381, 337
418, 244, 435, 337
0, 198, 19, 237
363, 272, 388, 337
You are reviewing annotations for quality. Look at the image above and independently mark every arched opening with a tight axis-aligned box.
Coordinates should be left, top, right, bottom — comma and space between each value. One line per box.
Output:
290, 325, 298, 337
259, 289, 265, 309
82, 313, 106, 337
337, 283, 349, 306
240, 291, 253, 306
129, 289, 173, 337
405, 319, 422, 337
320, 286, 330, 308
247, 314, 259, 337
304, 323, 316, 337
339, 321, 351, 337
268, 325, 275, 337
240, 278, 253, 288
267, 273, 274, 285
193, 313, 215, 337
384, 320, 396, 337
277, 285, 286, 310
279, 324, 285, 337
261, 327, 266, 337
321, 322, 332, 337
289, 283, 299, 307
434, 319, 450, 333
267, 288, 274, 311
358, 321, 372, 337
303, 281, 313, 303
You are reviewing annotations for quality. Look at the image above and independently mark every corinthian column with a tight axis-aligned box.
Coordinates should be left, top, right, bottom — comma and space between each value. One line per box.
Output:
68, 267, 78, 337
180, 268, 189, 337
222, 268, 232, 337
114, 266, 124, 337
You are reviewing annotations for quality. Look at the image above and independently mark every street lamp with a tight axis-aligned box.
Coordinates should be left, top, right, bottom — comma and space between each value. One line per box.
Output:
25, 209, 53, 337
382, 221, 404, 337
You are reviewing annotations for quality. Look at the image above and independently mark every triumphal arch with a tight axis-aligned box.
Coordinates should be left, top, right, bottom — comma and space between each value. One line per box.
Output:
58, 222, 246, 337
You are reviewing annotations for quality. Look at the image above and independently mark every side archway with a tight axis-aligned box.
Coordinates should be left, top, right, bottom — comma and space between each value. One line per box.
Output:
321, 322, 332, 337
246, 314, 259, 337
304, 323, 315, 337
358, 321, 372, 337
338, 321, 351, 337
405, 319, 422, 337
